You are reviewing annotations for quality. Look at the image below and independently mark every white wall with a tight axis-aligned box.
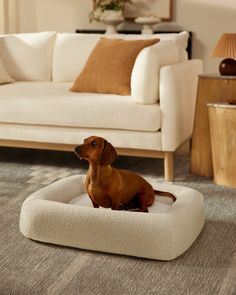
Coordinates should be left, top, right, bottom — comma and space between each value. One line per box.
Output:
18, 0, 236, 73
171, 0, 236, 73
19, 0, 37, 32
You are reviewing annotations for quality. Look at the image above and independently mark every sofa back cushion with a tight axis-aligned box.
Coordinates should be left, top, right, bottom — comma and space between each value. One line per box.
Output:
124, 31, 189, 61
53, 33, 102, 82
0, 31, 56, 81
52, 32, 189, 83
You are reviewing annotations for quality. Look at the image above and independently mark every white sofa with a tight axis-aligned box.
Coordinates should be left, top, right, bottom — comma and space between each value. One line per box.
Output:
0, 31, 202, 180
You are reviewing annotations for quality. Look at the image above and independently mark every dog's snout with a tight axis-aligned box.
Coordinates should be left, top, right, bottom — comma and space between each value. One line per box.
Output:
75, 146, 80, 153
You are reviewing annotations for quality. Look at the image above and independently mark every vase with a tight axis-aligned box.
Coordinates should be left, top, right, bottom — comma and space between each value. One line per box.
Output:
135, 16, 161, 35
100, 10, 124, 34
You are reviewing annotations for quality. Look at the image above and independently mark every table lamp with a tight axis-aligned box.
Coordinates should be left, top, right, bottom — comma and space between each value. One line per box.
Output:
212, 33, 236, 76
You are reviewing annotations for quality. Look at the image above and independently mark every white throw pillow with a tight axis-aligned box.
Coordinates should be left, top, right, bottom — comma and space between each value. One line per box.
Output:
131, 41, 180, 104
0, 57, 14, 84
0, 31, 56, 81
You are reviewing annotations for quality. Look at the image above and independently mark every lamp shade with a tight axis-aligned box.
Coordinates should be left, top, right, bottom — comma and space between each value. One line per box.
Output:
212, 33, 236, 58
212, 33, 236, 75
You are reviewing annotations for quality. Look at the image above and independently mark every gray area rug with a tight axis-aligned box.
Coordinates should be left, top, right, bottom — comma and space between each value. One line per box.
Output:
0, 147, 236, 295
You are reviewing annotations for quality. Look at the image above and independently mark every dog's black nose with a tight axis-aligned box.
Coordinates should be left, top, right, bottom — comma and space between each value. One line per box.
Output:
75, 146, 80, 153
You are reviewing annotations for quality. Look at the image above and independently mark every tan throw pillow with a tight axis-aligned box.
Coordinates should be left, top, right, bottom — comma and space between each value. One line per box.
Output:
70, 37, 159, 95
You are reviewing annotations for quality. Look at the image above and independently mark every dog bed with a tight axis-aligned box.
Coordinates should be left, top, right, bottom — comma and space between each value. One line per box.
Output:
19, 175, 205, 260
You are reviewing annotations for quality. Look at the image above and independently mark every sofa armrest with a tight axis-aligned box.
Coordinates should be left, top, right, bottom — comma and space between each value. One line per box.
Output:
159, 59, 203, 151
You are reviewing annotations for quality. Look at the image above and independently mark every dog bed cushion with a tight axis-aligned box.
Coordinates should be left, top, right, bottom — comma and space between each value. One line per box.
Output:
19, 175, 205, 260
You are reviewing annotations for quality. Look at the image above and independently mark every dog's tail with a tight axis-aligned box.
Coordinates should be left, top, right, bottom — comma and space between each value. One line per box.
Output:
154, 189, 176, 202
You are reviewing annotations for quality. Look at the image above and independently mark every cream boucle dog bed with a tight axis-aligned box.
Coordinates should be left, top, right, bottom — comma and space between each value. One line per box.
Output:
19, 175, 204, 260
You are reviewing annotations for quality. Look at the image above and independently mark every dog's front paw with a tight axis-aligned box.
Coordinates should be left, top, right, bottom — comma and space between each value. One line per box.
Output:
119, 204, 128, 211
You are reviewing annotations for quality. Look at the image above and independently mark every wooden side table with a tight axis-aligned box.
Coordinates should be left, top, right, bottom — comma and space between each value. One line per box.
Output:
207, 103, 236, 187
190, 74, 236, 177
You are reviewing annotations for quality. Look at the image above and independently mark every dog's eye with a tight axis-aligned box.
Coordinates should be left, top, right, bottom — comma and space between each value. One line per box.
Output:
91, 141, 97, 147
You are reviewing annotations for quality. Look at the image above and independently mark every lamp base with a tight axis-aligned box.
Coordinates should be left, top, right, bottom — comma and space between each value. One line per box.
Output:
219, 58, 236, 75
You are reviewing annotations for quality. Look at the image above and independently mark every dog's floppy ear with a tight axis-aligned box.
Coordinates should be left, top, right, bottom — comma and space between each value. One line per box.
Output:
100, 140, 118, 166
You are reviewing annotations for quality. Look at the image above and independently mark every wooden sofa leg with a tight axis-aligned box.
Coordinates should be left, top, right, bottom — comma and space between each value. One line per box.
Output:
164, 152, 174, 181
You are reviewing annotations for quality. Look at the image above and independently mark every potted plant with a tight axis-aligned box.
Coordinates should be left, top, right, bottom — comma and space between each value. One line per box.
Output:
90, 0, 132, 27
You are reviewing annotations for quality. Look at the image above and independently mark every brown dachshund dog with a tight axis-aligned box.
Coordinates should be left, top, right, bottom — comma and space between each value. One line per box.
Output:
75, 136, 176, 212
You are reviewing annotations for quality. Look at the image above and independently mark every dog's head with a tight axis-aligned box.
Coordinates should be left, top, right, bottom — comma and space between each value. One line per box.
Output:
75, 136, 118, 165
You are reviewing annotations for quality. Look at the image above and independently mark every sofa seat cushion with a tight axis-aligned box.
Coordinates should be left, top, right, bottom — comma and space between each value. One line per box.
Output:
0, 82, 161, 132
